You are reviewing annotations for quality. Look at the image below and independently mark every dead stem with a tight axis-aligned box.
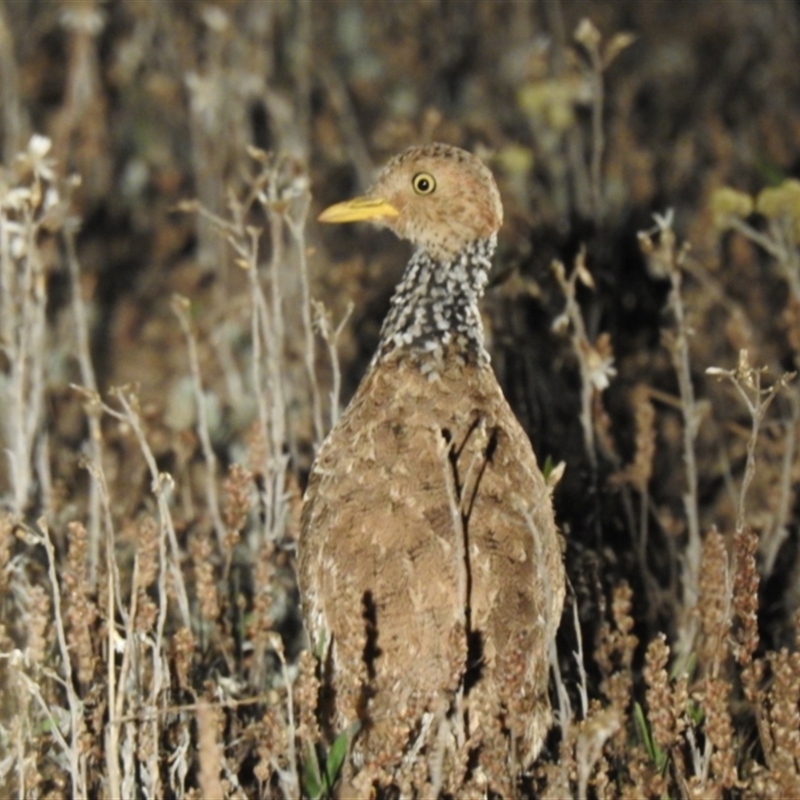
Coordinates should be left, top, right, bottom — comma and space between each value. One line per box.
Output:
574, 18, 605, 222
64, 227, 103, 586
270, 633, 300, 797
640, 212, 702, 666
285, 190, 325, 444
33, 519, 88, 796
313, 299, 353, 430
101, 387, 192, 627
707, 350, 795, 534
171, 294, 225, 546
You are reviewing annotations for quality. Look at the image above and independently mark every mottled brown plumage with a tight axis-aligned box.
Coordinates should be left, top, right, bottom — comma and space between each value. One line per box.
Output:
299, 144, 564, 795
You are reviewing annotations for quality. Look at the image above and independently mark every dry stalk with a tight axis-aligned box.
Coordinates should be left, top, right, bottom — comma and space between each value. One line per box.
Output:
0, 7, 24, 164
573, 18, 605, 221
626, 386, 655, 489
723, 209, 800, 305
2, 189, 47, 513
313, 299, 354, 431
552, 250, 616, 475
706, 349, 795, 534
99, 386, 192, 627
594, 581, 637, 763
571, 594, 589, 722
0, 135, 75, 516
70, 383, 170, 797
547, 610, 574, 789
181, 151, 297, 544
171, 293, 225, 547
247, 536, 275, 689
284, 186, 325, 444
265, 186, 288, 457
243, 221, 290, 541
30, 518, 88, 796
575, 708, 620, 800
270, 632, 300, 798
100, 466, 123, 799
196, 704, 226, 799
61, 386, 127, 796
64, 226, 103, 586
764, 387, 800, 576
640, 211, 702, 668
185, 47, 229, 286
240, 224, 279, 527
14, 662, 72, 770
144, 508, 169, 800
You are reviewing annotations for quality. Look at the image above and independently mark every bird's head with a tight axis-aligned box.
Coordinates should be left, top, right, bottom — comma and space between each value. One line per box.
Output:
318, 143, 503, 263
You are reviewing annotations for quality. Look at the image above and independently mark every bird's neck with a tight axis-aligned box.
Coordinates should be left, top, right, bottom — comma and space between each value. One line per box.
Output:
372, 234, 496, 373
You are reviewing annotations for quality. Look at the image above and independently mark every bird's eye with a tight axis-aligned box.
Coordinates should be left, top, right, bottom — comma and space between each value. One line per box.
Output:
412, 172, 436, 195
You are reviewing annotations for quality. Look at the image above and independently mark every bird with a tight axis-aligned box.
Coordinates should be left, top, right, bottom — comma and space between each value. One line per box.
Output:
298, 143, 565, 796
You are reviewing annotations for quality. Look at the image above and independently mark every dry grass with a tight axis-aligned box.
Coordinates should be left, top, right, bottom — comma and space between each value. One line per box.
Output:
1, 2, 800, 797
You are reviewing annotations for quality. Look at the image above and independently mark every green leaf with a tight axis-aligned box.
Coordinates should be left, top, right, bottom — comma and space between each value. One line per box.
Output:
634, 701, 656, 762
302, 745, 323, 800
37, 718, 54, 735
323, 723, 359, 794
634, 702, 667, 773
687, 699, 704, 727
303, 722, 360, 799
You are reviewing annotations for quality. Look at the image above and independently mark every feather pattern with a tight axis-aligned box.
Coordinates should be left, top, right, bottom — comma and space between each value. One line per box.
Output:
299, 143, 565, 794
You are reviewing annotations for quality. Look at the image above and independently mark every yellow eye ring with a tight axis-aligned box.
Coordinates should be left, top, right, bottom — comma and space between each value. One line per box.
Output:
412, 172, 436, 195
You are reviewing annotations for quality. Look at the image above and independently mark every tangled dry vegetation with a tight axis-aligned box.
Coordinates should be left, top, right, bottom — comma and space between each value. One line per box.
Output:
1, 2, 800, 798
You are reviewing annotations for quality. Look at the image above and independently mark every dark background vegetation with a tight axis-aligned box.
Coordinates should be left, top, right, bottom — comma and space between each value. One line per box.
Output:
2, 1, 800, 797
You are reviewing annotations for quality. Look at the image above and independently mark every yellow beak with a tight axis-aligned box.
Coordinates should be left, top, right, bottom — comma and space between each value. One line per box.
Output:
317, 196, 400, 224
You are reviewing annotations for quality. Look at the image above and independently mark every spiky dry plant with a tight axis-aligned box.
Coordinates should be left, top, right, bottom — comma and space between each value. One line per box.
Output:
3, 6, 800, 798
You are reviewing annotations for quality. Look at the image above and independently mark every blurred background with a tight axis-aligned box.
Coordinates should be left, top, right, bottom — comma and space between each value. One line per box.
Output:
2, 1, 800, 796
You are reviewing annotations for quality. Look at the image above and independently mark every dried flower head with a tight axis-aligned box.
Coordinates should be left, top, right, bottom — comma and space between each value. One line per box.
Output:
710, 186, 754, 229
223, 463, 252, 547
732, 526, 759, 666
16, 133, 56, 184
756, 179, 800, 242
696, 529, 731, 677
63, 522, 99, 685
190, 529, 220, 622
172, 626, 196, 691
26, 584, 51, 666
698, 676, 737, 789
581, 332, 617, 392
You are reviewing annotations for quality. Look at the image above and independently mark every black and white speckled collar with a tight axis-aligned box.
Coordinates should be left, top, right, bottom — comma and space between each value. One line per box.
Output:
370, 234, 496, 375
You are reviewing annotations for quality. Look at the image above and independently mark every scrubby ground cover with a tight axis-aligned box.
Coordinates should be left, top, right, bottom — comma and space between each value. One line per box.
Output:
1, 1, 799, 797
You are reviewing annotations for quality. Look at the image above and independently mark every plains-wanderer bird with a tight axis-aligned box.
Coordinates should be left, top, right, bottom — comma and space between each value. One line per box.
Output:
298, 143, 565, 795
